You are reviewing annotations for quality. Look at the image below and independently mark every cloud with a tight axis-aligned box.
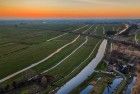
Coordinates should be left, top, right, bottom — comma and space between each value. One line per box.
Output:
0, 0, 140, 9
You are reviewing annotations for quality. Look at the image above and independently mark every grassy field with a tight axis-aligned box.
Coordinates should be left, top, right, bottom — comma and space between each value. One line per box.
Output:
69, 61, 109, 94
38, 37, 101, 93
0, 22, 125, 94
0, 24, 95, 86
0, 24, 89, 79
32, 35, 86, 73
84, 24, 124, 36
47, 37, 100, 81
70, 72, 114, 94
95, 25, 104, 35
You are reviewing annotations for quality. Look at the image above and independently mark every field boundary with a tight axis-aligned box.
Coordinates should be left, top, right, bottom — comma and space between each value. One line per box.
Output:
0, 35, 80, 83
46, 25, 88, 42
55, 40, 101, 83
42, 36, 88, 73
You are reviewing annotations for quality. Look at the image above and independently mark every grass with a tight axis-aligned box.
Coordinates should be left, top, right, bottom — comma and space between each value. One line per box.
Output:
95, 25, 104, 35
48, 37, 99, 78
91, 75, 114, 94
71, 60, 109, 94
91, 24, 120, 36
43, 37, 100, 93
0, 23, 86, 45
0, 23, 87, 79
32, 35, 85, 73
95, 60, 107, 71
0, 24, 90, 86
0, 23, 125, 93
103, 24, 125, 35
0, 33, 79, 79
0, 43, 28, 57
70, 72, 114, 94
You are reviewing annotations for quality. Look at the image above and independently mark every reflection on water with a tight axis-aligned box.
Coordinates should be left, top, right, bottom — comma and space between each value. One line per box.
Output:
56, 40, 107, 94
103, 78, 123, 94
80, 85, 94, 94
125, 77, 136, 94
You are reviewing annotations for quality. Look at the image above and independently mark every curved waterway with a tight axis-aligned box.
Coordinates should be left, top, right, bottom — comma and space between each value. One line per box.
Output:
80, 85, 94, 94
103, 77, 123, 94
56, 39, 107, 94
124, 77, 136, 94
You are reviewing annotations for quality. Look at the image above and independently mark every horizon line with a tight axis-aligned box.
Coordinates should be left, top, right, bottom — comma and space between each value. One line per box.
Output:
0, 17, 140, 20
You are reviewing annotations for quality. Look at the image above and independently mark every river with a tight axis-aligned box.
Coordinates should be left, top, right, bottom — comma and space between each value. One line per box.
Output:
103, 77, 123, 94
124, 77, 136, 94
80, 85, 94, 94
56, 39, 107, 94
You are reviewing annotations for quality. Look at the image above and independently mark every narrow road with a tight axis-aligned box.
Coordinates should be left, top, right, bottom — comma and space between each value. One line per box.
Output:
56, 39, 107, 94
115, 24, 129, 35
47, 25, 88, 42
114, 69, 126, 80
0, 25, 90, 83
135, 34, 138, 44
94, 70, 114, 75
42, 36, 88, 73
90, 26, 98, 35
42, 25, 92, 73
54, 26, 101, 84
94, 26, 98, 34
83, 25, 93, 34
47, 33, 67, 42
73, 25, 88, 32
0, 35, 80, 84
103, 26, 105, 35
55, 41, 100, 83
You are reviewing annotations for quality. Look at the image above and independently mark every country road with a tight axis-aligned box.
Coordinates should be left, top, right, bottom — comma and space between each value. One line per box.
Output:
0, 35, 80, 84
54, 41, 100, 84
42, 36, 88, 73
0, 25, 90, 84
47, 25, 88, 42
115, 24, 129, 35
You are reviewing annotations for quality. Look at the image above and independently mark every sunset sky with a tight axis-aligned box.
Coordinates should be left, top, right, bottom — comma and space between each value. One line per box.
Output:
0, 0, 140, 19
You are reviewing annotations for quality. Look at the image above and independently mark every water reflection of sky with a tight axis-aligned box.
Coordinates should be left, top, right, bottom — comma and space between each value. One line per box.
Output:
80, 85, 94, 94
103, 78, 123, 94
125, 77, 136, 94
57, 40, 107, 94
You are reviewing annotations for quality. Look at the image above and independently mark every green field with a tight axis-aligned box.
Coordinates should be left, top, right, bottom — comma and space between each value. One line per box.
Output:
0, 22, 125, 94
84, 24, 125, 36
0, 24, 91, 79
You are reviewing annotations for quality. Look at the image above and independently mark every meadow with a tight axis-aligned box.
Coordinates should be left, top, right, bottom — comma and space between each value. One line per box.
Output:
0, 22, 125, 94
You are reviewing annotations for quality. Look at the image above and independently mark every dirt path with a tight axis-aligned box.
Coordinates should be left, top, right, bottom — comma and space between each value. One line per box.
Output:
42, 36, 88, 73
0, 35, 80, 84
46, 25, 88, 42
55, 41, 100, 83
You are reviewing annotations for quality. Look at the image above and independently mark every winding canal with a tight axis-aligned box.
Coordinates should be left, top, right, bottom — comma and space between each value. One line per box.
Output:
56, 39, 108, 94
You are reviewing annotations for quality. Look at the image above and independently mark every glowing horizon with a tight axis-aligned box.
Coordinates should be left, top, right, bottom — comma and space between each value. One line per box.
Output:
0, 0, 140, 19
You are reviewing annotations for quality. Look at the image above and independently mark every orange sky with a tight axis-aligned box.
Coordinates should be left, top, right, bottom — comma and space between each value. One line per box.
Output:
0, 0, 140, 19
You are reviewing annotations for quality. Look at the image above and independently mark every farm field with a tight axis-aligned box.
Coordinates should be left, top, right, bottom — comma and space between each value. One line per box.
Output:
0, 0, 139, 93
0, 24, 90, 79
137, 33, 140, 42
0, 21, 134, 94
